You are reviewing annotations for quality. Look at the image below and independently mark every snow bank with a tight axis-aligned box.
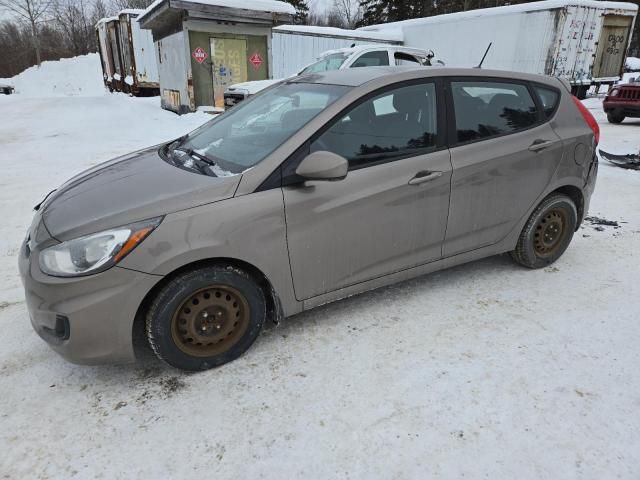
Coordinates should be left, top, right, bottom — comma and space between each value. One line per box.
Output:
626, 57, 640, 72
7, 53, 105, 98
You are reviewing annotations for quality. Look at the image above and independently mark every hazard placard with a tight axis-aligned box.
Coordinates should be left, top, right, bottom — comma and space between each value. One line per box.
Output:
192, 47, 208, 64
249, 52, 264, 70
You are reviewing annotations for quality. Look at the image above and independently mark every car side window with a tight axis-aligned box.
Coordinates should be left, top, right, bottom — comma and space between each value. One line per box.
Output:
311, 82, 438, 169
351, 51, 390, 68
451, 81, 538, 143
534, 86, 560, 118
395, 52, 421, 66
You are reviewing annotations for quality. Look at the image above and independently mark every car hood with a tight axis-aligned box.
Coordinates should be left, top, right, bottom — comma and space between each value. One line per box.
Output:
41, 146, 241, 241
225, 79, 282, 95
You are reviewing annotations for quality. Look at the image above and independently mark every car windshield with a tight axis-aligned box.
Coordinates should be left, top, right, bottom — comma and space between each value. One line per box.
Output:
171, 82, 350, 175
299, 53, 350, 75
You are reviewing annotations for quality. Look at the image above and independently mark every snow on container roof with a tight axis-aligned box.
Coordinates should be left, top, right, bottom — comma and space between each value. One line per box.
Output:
95, 16, 119, 26
274, 24, 403, 43
119, 9, 145, 16
358, 0, 638, 32
138, 0, 296, 24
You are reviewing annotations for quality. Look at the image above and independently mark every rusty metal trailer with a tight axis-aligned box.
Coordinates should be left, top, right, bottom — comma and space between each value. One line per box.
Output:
118, 10, 160, 96
359, 0, 638, 98
96, 16, 123, 92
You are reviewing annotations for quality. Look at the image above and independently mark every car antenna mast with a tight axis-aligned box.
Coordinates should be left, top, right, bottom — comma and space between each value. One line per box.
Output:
475, 42, 492, 69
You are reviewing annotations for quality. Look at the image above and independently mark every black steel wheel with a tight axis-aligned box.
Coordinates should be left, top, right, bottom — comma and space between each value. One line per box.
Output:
511, 194, 577, 269
146, 265, 265, 371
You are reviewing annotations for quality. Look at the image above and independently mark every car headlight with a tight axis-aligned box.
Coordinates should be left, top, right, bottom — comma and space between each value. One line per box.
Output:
609, 88, 619, 97
39, 217, 162, 277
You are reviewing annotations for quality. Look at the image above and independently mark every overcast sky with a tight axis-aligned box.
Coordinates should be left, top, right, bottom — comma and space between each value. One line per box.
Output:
0, 0, 335, 22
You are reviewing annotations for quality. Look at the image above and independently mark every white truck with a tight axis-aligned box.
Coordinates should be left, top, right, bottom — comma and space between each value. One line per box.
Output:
359, 0, 638, 98
223, 44, 440, 107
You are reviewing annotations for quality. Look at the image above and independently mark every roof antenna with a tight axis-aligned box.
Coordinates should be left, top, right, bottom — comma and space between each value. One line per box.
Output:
475, 42, 492, 68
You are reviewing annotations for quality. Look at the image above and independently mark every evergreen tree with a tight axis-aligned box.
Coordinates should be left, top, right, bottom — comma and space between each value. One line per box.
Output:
284, 0, 309, 24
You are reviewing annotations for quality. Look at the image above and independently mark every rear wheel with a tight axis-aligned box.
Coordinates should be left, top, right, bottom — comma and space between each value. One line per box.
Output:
607, 112, 625, 124
510, 194, 577, 269
146, 265, 266, 371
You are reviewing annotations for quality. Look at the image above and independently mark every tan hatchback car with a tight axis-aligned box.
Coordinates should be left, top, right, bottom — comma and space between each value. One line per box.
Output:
19, 67, 599, 371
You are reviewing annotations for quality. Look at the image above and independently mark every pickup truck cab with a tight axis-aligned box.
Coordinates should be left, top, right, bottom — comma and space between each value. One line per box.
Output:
223, 45, 440, 107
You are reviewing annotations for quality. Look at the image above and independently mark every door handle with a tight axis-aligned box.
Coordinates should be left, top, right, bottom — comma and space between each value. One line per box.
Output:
528, 139, 553, 152
408, 171, 443, 185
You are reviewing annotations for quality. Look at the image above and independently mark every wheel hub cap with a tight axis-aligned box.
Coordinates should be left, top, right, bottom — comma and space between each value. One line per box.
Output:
534, 209, 567, 256
171, 285, 250, 357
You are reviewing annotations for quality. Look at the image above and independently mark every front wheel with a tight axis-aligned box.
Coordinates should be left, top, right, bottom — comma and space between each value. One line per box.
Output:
607, 112, 625, 124
146, 265, 266, 371
510, 194, 577, 269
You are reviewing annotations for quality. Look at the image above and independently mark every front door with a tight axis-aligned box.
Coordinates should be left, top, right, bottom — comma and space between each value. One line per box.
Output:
443, 79, 564, 256
283, 81, 451, 301
210, 37, 248, 108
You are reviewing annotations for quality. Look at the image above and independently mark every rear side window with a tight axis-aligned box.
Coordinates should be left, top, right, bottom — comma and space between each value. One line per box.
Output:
451, 81, 538, 143
534, 86, 560, 118
351, 51, 390, 68
395, 52, 421, 66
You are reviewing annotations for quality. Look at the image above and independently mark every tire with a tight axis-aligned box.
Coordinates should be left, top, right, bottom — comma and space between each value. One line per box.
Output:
576, 85, 589, 100
146, 265, 266, 371
607, 112, 625, 124
510, 194, 577, 269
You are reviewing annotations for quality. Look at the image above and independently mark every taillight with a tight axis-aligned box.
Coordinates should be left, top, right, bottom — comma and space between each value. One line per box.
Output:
572, 96, 600, 145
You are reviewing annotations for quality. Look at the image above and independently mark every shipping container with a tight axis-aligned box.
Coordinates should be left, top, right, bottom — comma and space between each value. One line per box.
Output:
118, 9, 160, 95
359, 0, 638, 98
138, 0, 294, 113
95, 17, 122, 92
271, 25, 402, 78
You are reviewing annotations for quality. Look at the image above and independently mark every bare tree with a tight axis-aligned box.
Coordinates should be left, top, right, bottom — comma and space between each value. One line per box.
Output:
0, 0, 52, 66
110, 0, 154, 10
53, 0, 93, 56
332, 0, 362, 28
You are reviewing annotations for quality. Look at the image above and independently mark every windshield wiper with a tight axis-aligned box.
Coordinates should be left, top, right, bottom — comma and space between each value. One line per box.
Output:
173, 147, 217, 166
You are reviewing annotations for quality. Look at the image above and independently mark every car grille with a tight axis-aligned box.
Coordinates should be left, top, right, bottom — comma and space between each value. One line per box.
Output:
224, 93, 247, 107
617, 87, 640, 100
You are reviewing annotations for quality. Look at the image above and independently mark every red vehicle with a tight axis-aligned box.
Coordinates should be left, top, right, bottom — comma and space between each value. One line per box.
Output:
603, 82, 640, 124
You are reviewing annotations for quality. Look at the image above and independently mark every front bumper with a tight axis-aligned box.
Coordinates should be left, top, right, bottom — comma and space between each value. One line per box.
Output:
18, 237, 160, 365
603, 100, 640, 117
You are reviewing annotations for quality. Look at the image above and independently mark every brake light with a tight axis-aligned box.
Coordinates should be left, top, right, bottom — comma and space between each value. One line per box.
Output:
572, 96, 600, 145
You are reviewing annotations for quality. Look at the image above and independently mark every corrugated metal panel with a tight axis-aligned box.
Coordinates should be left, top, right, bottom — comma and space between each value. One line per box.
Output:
271, 32, 396, 78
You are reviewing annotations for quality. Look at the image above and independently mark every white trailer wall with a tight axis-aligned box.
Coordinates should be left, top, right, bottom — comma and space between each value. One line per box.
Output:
131, 17, 159, 85
272, 26, 401, 78
358, 0, 638, 85
156, 29, 190, 113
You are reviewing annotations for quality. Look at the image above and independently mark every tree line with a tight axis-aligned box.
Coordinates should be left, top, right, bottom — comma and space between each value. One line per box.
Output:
1, 0, 639, 79
0, 0, 153, 78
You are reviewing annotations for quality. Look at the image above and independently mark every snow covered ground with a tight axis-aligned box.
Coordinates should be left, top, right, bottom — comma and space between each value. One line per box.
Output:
1, 82, 640, 478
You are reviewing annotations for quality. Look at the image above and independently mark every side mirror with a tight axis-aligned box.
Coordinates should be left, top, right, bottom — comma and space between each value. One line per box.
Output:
295, 151, 348, 181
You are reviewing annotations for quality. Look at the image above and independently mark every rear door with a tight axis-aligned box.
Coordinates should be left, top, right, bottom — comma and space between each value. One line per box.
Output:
282, 80, 451, 301
592, 15, 634, 79
443, 78, 564, 257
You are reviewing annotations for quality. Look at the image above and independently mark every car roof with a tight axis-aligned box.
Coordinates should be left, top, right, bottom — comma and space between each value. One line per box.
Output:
291, 66, 564, 89
319, 44, 430, 59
